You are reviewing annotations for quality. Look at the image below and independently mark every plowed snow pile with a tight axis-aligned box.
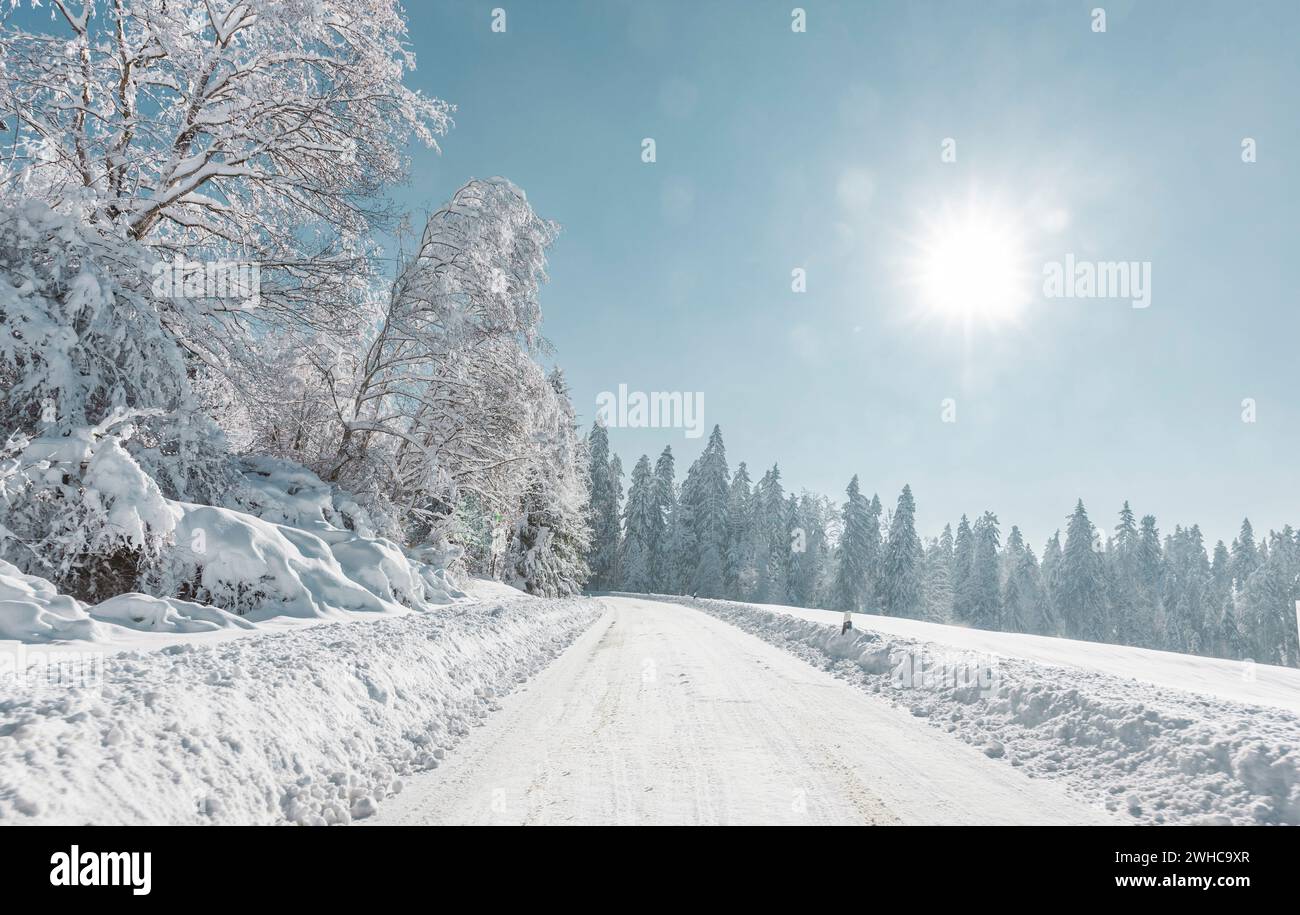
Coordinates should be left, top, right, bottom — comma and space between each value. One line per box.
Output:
0, 597, 602, 825
658, 595, 1300, 825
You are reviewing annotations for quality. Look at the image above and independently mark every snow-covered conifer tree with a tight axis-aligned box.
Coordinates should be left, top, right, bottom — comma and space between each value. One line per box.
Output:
678, 426, 729, 597
830, 476, 874, 613
879, 485, 924, 618
724, 463, 754, 597
968, 511, 1001, 629
921, 525, 955, 623
586, 424, 622, 589
952, 514, 975, 621
650, 447, 677, 592
1058, 501, 1108, 641
618, 455, 658, 593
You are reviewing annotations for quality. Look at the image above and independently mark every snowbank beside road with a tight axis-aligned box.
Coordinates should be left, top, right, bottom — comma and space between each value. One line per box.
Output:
651, 595, 1300, 825
758, 601, 1300, 714
0, 444, 469, 647
0, 596, 602, 825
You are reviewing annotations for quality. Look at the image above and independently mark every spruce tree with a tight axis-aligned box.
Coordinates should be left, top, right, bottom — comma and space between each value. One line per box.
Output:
1058, 500, 1107, 641
880, 484, 924, 617
1008, 542, 1050, 633
753, 465, 789, 603
831, 475, 873, 613
585, 423, 621, 590
608, 453, 624, 587
1134, 515, 1164, 647
618, 455, 657, 592
1231, 518, 1260, 589
1000, 526, 1026, 630
865, 493, 884, 608
921, 525, 955, 623
1240, 529, 1300, 666
952, 514, 975, 621
969, 511, 1002, 629
1164, 525, 1211, 653
679, 425, 729, 596
1108, 501, 1141, 645
650, 446, 676, 591
791, 492, 829, 607
724, 463, 753, 596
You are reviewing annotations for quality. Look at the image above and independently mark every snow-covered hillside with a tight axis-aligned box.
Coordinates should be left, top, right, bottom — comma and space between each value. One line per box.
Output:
635, 595, 1300, 825
0, 594, 601, 825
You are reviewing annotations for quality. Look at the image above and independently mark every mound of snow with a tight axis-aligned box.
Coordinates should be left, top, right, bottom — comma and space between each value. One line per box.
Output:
166, 501, 465, 619
0, 596, 602, 825
0, 561, 103, 642
1, 560, 259, 644
461, 577, 529, 601
167, 504, 399, 619
663, 595, 1300, 826
88, 593, 255, 634
2, 447, 472, 646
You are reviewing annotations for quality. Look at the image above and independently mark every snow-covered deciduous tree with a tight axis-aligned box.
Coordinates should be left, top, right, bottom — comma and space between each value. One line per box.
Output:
0, 0, 452, 377
0, 201, 231, 598
502, 370, 590, 597
257, 178, 560, 544
0, 201, 232, 500
0, 412, 177, 601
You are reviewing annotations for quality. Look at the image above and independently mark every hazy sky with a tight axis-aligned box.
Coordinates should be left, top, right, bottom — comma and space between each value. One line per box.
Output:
398, 0, 1299, 551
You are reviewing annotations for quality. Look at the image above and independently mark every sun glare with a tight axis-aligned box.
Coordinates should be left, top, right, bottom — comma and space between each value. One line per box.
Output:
907, 200, 1032, 325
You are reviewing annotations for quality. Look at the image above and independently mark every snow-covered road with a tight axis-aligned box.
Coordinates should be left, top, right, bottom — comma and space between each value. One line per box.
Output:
371, 596, 1113, 825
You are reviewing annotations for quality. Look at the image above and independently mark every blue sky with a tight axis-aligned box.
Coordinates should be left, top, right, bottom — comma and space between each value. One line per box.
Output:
399, 0, 1299, 551
14, 1, 1293, 550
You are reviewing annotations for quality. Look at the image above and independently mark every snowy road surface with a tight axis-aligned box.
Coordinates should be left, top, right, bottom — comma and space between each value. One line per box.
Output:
371, 596, 1113, 825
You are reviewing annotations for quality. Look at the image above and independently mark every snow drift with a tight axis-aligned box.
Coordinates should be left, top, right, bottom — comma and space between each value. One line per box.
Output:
0, 595, 602, 825
654, 595, 1300, 825
0, 431, 468, 647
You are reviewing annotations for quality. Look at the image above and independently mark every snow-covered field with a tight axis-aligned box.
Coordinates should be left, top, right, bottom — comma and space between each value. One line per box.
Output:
642, 595, 1300, 825
0, 594, 601, 825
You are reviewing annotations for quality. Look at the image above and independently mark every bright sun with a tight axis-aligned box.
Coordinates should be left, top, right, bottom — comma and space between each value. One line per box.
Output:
908, 200, 1031, 325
